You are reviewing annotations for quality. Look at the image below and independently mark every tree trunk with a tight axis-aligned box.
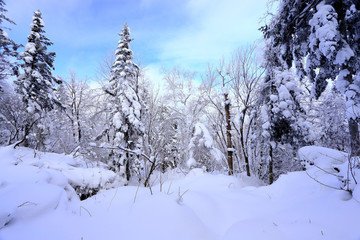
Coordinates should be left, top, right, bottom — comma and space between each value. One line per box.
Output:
76, 113, 82, 142
269, 144, 274, 184
125, 152, 131, 181
14, 117, 41, 148
224, 93, 234, 175
239, 109, 251, 176
144, 158, 156, 187
333, 0, 360, 157
22, 123, 30, 147
349, 118, 360, 157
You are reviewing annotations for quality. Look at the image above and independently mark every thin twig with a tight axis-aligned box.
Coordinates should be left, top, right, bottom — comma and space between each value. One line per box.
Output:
80, 206, 92, 217
92, 145, 152, 162
167, 181, 173, 195
305, 170, 346, 192
133, 182, 141, 203
108, 181, 121, 211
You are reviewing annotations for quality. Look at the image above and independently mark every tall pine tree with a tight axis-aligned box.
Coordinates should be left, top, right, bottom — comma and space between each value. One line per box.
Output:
14, 10, 62, 148
104, 23, 144, 182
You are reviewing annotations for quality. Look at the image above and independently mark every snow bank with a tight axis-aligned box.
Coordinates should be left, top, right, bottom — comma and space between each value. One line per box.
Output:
299, 146, 350, 190
0, 145, 117, 229
0, 146, 78, 229
1, 147, 359, 240
13, 147, 117, 197
299, 145, 360, 202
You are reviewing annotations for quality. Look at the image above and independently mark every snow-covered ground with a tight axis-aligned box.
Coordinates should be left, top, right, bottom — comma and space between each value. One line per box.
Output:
0, 145, 359, 240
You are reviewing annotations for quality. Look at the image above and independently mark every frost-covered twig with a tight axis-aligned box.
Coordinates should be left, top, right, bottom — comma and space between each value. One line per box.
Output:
318, 152, 346, 164
177, 187, 189, 204
301, 153, 343, 177
167, 181, 173, 195
13, 116, 43, 149
17, 201, 37, 207
91, 144, 152, 163
80, 206, 92, 217
348, 155, 358, 186
148, 182, 153, 195
108, 181, 121, 210
133, 182, 141, 203
305, 170, 346, 192
312, 163, 343, 178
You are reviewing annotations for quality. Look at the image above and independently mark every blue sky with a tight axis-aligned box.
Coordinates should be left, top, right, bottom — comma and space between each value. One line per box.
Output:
5, 0, 268, 83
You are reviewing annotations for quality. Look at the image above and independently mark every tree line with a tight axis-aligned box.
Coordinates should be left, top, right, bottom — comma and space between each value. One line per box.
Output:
0, 0, 358, 188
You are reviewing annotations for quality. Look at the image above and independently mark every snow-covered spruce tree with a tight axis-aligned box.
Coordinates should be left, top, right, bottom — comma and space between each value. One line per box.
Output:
0, 0, 19, 90
256, 40, 314, 184
308, 1, 360, 156
14, 10, 62, 148
103, 23, 144, 182
263, 0, 360, 157
261, 0, 360, 190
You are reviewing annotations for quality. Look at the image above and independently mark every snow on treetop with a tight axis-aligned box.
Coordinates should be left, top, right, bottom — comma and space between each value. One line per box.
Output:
32, 13, 45, 27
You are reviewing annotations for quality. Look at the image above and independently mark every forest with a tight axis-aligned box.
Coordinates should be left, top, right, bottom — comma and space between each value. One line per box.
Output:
1, 0, 360, 239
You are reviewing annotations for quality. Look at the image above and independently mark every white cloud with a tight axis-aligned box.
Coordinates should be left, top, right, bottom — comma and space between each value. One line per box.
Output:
157, 0, 267, 71
143, 64, 167, 92
5, 0, 268, 80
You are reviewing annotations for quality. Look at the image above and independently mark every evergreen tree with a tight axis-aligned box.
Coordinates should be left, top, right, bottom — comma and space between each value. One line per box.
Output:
14, 10, 62, 148
262, 0, 360, 157
104, 23, 144, 182
259, 0, 360, 183
256, 38, 313, 184
0, 0, 18, 90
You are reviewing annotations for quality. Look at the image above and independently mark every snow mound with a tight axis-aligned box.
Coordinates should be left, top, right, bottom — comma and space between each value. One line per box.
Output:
299, 146, 347, 168
0, 145, 117, 229
13, 147, 117, 198
299, 146, 360, 200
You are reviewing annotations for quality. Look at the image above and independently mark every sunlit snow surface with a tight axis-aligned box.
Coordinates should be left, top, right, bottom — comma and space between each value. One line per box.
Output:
0, 145, 359, 240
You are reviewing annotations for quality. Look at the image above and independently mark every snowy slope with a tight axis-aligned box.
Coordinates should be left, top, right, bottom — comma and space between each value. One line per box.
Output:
0, 146, 359, 240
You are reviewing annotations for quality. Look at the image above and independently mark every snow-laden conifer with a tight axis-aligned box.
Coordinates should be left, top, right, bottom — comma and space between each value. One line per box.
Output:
14, 10, 62, 148
0, 0, 19, 89
256, 41, 313, 184
263, 0, 360, 157
15, 10, 61, 113
104, 23, 144, 181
